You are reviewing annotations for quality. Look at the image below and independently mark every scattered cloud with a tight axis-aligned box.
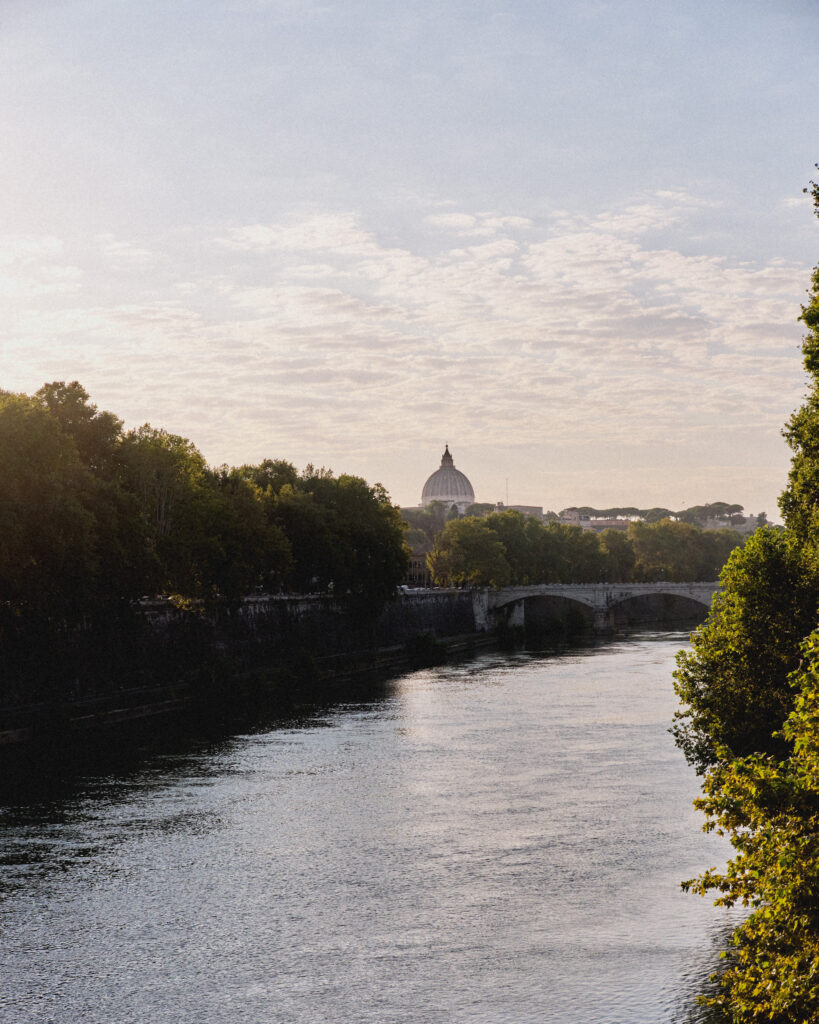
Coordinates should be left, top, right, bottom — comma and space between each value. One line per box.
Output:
424, 211, 533, 238
1, 190, 808, 511
217, 213, 376, 254
94, 234, 157, 263
781, 195, 811, 210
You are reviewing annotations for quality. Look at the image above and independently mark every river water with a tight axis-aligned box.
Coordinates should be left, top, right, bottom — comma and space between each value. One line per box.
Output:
0, 633, 738, 1024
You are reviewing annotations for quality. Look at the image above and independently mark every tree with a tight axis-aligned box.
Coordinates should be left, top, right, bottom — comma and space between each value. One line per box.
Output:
484, 510, 533, 583
560, 525, 605, 582
271, 470, 408, 613
630, 519, 702, 581
199, 467, 291, 601
35, 381, 122, 478
673, 528, 819, 773
464, 502, 497, 517
677, 502, 744, 526
0, 390, 96, 618
427, 518, 511, 587
237, 458, 298, 496
780, 209, 819, 545
682, 632, 819, 1022
525, 520, 574, 582
642, 506, 676, 523
119, 425, 210, 594
628, 519, 741, 583
319, 473, 409, 614
599, 528, 635, 581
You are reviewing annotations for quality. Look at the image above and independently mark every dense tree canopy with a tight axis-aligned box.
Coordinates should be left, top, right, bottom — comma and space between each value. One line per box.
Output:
0, 383, 408, 624
422, 508, 740, 588
682, 634, 819, 1023
0, 391, 97, 617
673, 528, 819, 772
427, 517, 512, 587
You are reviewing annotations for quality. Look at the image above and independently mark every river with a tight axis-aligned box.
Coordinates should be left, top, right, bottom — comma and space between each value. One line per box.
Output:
0, 632, 738, 1024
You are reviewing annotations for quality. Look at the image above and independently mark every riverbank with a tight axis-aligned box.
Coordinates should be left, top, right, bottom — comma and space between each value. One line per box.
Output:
0, 625, 497, 768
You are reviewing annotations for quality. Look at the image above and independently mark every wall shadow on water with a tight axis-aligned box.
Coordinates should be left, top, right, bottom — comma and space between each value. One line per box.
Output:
0, 657, 398, 809
611, 593, 710, 630
522, 595, 596, 647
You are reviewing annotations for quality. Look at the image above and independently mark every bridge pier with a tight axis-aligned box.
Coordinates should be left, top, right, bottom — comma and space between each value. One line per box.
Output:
593, 606, 614, 634
504, 600, 525, 629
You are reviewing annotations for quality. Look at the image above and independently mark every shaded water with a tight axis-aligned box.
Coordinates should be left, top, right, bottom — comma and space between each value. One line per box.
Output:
0, 633, 738, 1023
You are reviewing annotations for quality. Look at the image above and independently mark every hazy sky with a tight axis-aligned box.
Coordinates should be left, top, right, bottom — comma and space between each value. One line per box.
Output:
2, 0, 818, 515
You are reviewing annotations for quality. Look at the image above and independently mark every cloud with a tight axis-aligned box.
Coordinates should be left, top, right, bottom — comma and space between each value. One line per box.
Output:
217, 213, 376, 254
0, 237, 82, 301
94, 234, 157, 263
424, 212, 479, 230
1, 191, 808, 514
781, 195, 811, 210
424, 211, 534, 237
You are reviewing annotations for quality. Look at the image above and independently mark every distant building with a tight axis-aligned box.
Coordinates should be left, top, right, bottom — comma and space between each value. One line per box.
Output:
404, 554, 432, 588
559, 511, 629, 532
493, 502, 545, 520
584, 518, 630, 533
421, 445, 475, 514
699, 514, 765, 535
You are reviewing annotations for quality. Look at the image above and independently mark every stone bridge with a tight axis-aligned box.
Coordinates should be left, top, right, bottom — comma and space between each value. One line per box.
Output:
473, 582, 720, 633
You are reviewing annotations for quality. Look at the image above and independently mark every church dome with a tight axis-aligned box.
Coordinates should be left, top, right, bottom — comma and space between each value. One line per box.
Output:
422, 445, 475, 508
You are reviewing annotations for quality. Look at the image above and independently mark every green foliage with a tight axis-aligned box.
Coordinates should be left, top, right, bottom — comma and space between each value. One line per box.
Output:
629, 519, 741, 582
0, 390, 96, 617
272, 471, 408, 614
237, 458, 299, 496
643, 506, 676, 523
677, 501, 745, 525
781, 261, 819, 544
200, 467, 292, 601
683, 633, 819, 1022
0, 382, 408, 628
427, 517, 511, 587
402, 501, 458, 550
483, 511, 533, 582
560, 505, 642, 518
119, 424, 210, 594
464, 502, 497, 516
674, 529, 819, 773
599, 528, 636, 581
35, 381, 122, 477
424, 511, 738, 588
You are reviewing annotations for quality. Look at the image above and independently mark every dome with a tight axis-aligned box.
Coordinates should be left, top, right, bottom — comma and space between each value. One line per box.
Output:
421, 445, 475, 508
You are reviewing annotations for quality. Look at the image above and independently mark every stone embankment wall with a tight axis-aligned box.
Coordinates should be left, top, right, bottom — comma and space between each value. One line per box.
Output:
0, 589, 482, 749
139, 588, 477, 657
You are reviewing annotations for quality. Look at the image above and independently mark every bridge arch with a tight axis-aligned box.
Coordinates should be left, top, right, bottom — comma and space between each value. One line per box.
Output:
514, 593, 596, 639
484, 582, 718, 636
606, 591, 712, 628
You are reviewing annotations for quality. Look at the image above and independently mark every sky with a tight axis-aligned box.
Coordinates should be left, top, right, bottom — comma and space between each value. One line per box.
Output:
2, 0, 818, 517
